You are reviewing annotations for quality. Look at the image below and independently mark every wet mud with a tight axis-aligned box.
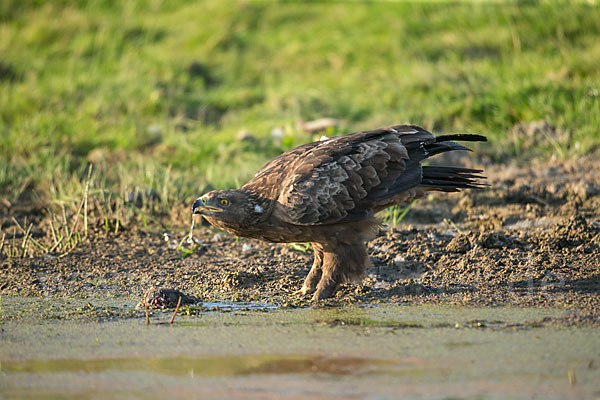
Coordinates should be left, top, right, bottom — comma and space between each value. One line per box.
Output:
1, 157, 599, 324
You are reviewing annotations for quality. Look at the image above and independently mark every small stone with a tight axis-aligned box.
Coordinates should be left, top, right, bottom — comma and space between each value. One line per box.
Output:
136, 288, 198, 310
393, 255, 406, 267
242, 243, 253, 252
212, 233, 226, 242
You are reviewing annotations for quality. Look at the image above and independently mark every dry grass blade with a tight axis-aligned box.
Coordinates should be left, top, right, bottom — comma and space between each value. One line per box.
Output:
114, 199, 120, 235
20, 223, 33, 258
49, 235, 64, 253
170, 296, 182, 324
48, 212, 64, 252
84, 164, 93, 238
48, 211, 58, 248
61, 203, 70, 240
145, 297, 150, 325
444, 218, 464, 236
0, 233, 5, 255
11, 217, 48, 253
67, 198, 85, 244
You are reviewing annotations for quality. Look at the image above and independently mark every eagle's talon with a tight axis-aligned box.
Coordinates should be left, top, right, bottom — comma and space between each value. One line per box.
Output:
293, 286, 315, 296
312, 289, 330, 302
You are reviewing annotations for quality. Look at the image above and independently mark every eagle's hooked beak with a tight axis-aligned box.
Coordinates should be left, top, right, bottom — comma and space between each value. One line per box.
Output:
192, 196, 223, 214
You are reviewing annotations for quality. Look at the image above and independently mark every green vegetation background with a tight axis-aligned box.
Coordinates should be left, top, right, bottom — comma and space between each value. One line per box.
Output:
1, 0, 599, 207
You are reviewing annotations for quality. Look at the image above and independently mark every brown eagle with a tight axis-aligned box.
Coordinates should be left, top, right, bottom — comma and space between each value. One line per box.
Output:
193, 125, 486, 300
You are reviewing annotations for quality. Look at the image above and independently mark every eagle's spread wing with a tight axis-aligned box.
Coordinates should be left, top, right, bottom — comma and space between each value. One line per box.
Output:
272, 125, 434, 225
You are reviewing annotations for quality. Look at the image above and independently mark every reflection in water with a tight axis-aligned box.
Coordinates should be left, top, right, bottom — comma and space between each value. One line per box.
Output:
3, 354, 397, 377
200, 301, 279, 311
1, 299, 595, 400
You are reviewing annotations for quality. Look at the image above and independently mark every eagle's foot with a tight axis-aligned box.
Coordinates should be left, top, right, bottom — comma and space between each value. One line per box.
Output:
312, 274, 339, 301
296, 256, 323, 296
293, 285, 315, 296
312, 284, 338, 301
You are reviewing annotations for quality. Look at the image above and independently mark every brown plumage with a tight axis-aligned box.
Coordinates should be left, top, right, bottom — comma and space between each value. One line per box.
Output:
193, 124, 486, 300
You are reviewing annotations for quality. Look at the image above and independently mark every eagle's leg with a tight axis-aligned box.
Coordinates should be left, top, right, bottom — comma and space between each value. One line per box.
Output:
295, 242, 323, 296
313, 241, 370, 301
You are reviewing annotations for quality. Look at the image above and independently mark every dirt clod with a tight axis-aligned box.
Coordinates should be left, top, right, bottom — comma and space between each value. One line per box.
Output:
136, 288, 198, 310
446, 234, 471, 253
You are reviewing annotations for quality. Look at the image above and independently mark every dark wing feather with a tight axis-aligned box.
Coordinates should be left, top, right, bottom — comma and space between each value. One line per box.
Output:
272, 126, 417, 225
242, 140, 322, 200
245, 124, 486, 226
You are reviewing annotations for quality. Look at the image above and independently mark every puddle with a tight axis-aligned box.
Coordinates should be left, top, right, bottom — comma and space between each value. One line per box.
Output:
2, 354, 395, 377
0, 295, 279, 321
199, 301, 278, 312
1, 296, 599, 399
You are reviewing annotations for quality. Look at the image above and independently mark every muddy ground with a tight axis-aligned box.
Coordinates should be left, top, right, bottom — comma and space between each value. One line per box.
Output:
1, 155, 599, 324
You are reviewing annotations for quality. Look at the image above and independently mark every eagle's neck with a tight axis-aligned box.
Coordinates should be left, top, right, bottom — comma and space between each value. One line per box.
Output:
240, 188, 275, 216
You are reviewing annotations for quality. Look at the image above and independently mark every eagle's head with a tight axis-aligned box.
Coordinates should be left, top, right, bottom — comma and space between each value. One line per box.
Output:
192, 189, 265, 230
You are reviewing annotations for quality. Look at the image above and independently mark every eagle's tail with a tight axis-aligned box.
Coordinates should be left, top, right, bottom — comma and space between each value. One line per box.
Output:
420, 165, 487, 192
419, 134, 488, 192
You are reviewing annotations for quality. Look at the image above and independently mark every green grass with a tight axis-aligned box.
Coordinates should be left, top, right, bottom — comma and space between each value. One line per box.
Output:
1, 0, 599, 234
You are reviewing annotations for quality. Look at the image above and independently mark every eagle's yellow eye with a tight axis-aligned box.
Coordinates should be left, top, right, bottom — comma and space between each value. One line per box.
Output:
220, 198, 229, 206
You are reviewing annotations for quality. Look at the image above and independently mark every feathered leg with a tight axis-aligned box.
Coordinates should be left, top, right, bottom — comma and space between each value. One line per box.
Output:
296, 243, 323, 295
313, 241, 370, 301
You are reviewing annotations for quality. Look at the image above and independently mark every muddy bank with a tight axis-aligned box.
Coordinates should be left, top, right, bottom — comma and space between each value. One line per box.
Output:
1, 157, 599, 323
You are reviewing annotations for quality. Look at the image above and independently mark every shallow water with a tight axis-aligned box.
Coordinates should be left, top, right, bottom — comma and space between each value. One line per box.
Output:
1, 296, 599, 399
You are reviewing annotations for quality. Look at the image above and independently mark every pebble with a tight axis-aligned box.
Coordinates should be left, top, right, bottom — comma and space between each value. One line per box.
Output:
163, 233, 178, 249
212, 233, 226, 242
393, 255, 406, 267
242, 243, 253, 252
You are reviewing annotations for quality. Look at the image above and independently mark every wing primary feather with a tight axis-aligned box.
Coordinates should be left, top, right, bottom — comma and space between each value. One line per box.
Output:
435, 134, 487, 143
422, 166, 485, 180
420, 178, 487, 188
424, 141, 473, 157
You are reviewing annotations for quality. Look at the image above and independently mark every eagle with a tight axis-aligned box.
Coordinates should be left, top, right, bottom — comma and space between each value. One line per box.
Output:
193, 125, 486, 300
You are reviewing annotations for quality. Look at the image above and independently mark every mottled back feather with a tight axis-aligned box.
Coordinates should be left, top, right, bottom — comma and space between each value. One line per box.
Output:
242, 124, 485, 226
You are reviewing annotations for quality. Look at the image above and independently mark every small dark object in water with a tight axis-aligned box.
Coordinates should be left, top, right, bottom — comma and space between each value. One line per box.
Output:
137, 288, 198, 310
